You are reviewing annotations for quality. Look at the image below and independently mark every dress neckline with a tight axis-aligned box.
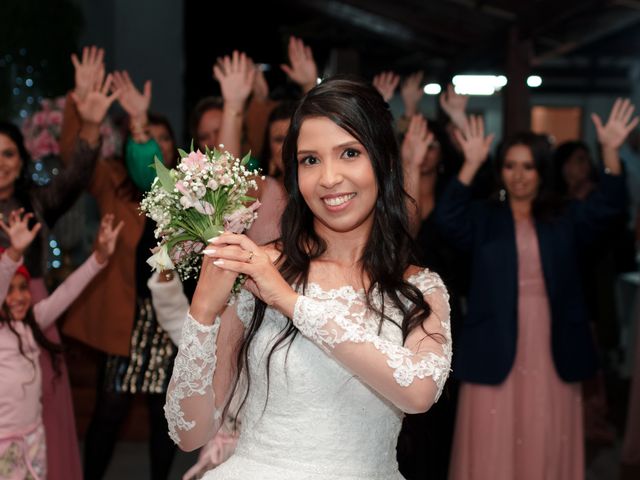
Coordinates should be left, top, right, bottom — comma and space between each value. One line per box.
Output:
299, 269, 428, 297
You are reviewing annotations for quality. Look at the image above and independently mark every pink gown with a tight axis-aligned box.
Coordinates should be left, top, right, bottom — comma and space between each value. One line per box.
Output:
449, 218, 584, 480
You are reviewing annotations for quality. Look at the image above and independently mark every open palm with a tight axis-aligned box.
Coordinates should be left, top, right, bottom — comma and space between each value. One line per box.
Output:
0, 209, 41, 254
592, 98, 639, 150
72, 74, 120, 125
112, 71, 151, 119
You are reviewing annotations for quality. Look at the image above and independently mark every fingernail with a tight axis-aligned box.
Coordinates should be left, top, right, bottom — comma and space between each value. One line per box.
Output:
208, 236, 219, 243
213, 260, 224, 265
202, 249, 216, 256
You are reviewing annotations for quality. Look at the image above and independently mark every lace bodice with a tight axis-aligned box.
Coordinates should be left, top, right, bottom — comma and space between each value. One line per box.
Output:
165, 269, 451, 480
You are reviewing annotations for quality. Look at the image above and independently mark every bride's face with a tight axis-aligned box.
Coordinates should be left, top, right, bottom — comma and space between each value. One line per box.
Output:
296, 117, 378, 234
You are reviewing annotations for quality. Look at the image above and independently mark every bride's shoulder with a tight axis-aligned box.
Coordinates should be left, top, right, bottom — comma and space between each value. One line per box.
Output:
403, 265, 448, 296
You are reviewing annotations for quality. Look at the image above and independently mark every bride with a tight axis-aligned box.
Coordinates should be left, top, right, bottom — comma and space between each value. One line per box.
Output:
164, 77, 452, 479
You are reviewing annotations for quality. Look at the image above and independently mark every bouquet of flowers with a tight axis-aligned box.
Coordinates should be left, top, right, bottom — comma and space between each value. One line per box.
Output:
141, 145, 261, 279
22, 96, 122, 160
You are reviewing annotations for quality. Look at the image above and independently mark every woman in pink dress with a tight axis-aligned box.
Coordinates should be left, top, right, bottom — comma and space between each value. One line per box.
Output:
436, 101, 637, 480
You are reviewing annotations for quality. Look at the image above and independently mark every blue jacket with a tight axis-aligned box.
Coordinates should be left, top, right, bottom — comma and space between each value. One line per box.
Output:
435, 173, 627, 384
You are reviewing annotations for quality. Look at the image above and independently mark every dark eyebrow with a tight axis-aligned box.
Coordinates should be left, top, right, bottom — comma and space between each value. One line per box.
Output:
297, 141, 362, 156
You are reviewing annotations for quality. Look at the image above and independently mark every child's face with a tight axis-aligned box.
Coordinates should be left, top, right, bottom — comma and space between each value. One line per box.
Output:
6, 275, 31, 322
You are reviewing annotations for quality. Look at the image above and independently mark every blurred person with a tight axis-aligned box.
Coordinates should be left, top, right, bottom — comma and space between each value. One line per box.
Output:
437, 100, 637, 480
61, 62, 180, 480
0, 44, 117, 480
0, 210, 121, 480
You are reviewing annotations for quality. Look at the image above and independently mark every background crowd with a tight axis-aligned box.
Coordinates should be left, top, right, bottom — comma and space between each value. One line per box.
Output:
1, 4, 640, 480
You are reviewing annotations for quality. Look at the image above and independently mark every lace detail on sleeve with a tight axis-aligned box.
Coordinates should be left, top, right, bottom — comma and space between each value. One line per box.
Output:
292, 269, 452, 402
234, 289, 255, 328
164, 312, 222, 444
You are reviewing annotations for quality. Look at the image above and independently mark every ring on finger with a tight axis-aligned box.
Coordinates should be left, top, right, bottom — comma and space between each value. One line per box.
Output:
247, 251, 254, 263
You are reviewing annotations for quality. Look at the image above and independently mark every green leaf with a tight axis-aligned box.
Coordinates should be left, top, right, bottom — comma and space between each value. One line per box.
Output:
177, 148, 189, 159
241, 151, 252, 166
202, 224, 223, 242
190, 139, 195, 152
153, 156, 175, 192
240, 195, 256, 202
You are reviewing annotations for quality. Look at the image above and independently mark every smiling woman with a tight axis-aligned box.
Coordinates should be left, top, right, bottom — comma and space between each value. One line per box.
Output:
162, 76, 452, 479
296, 117, 378, 232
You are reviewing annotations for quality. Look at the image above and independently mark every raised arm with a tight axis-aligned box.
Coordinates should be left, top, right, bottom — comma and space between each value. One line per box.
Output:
204, 234, 452, 415
33, 214, 122, 329
439, 83, 469, 131
112, 70, 162, 191
401, 115, 434, 236
59, 45, 105, 166
572, 99, 638, 241
372, 71, 400, 103
164, 246, 250, 451
213, 51, 256, 159
0, 209, 41, 302
435, 115, 493, 251
35, 67, 120, 226
281, 36, 318, 94
401, 72, 424, 119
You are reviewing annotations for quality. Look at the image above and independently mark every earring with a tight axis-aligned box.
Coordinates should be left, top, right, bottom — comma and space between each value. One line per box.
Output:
499, 188, 506, 202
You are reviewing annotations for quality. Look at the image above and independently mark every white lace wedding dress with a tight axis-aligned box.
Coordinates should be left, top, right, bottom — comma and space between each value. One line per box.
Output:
165, 269, 452, 480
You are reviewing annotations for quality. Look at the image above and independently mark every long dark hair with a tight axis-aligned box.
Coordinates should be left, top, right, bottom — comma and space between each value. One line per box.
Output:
0, 121, 35, 212
552, 140, 598, 196
494, 132, 563, 220
1, 295, 64, 378
229, 76, 440, 417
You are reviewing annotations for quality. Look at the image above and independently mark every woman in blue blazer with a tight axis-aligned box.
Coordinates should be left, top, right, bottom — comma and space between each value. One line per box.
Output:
439, 100, 637, 480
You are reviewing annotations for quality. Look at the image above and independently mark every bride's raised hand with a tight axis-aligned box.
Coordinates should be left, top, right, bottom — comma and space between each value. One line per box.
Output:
203, 233, 298, 313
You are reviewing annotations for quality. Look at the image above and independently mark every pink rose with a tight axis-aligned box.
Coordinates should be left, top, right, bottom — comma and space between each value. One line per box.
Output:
182, 150, 207, 171
223, 201, 261, 233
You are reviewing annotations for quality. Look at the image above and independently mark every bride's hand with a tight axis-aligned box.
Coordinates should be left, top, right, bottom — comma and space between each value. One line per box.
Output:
204, 233, 299, 315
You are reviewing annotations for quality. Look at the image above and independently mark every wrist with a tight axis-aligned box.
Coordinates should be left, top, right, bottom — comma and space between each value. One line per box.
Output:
458, 162, 480, 186
94, 250, 108, 266
224, 101, 245, 116
602, 147, 622, 175
79, 124, 101, 148
275, 290, 299, 319
6, 247, 23, 263
301, 81, 316, 94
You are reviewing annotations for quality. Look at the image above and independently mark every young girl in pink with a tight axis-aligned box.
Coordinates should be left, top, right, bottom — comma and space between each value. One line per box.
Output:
0, 209, 123, 479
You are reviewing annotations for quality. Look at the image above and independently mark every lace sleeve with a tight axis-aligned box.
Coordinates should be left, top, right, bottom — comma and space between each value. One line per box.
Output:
164, 298, 247, 450
292, 270, 451, 413
164, 313, 223, 446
